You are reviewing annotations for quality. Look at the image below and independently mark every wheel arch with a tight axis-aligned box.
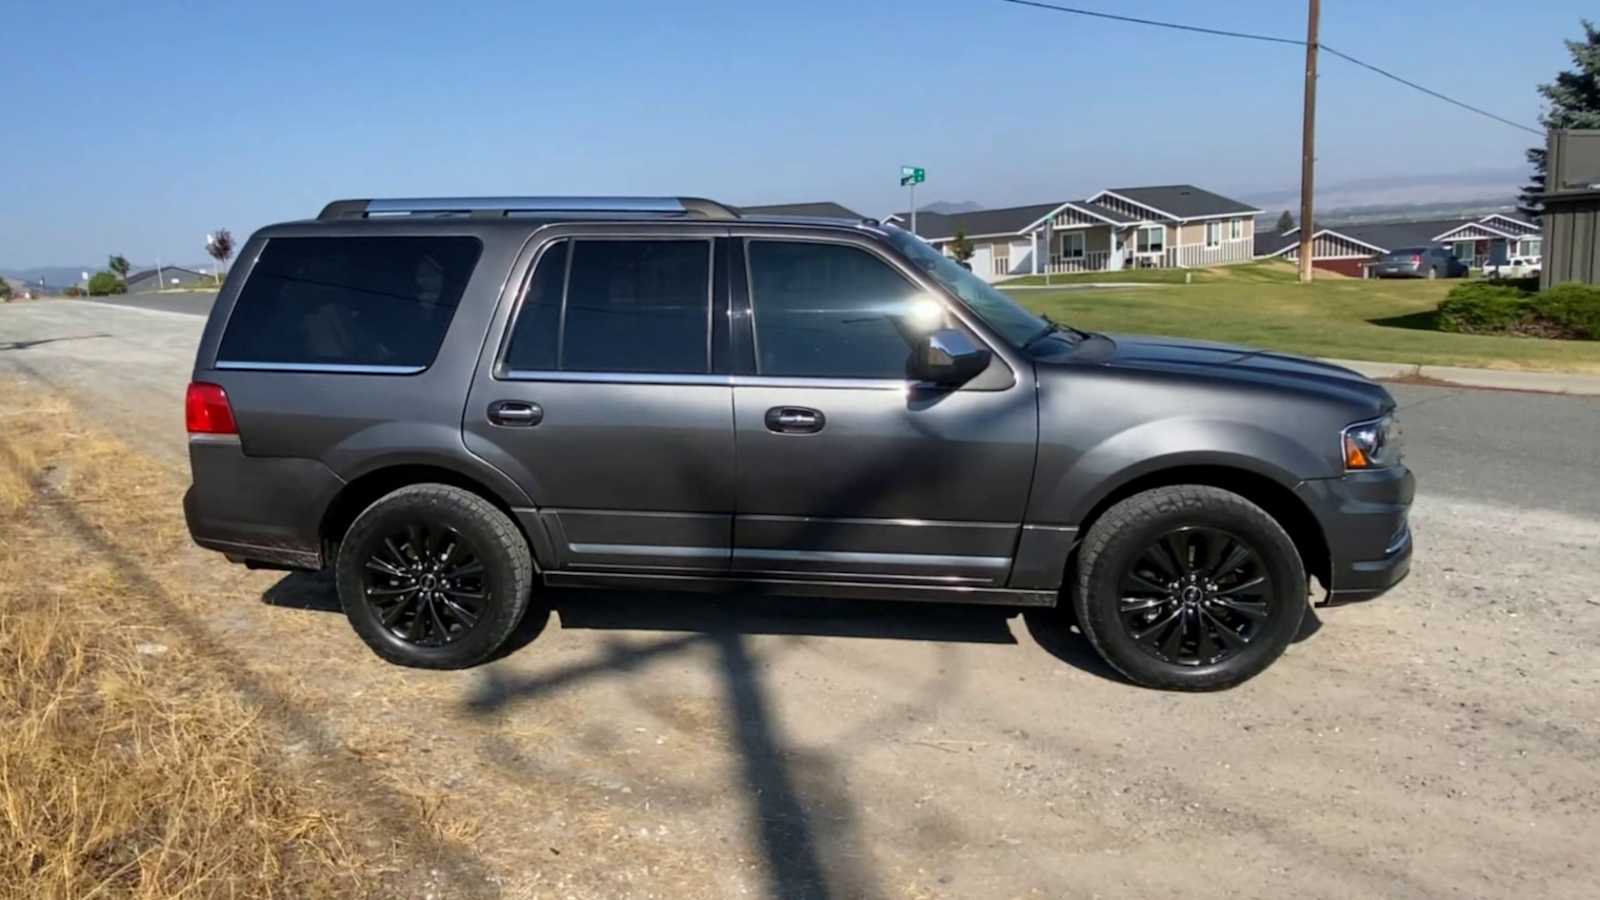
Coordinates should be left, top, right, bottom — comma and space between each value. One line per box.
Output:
1074, 464, 1330, 590
319, 463, 545, 571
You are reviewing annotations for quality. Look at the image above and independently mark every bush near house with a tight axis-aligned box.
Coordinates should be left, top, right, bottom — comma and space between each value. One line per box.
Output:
86, 271, 126, 296
1437, 281, 1600, 340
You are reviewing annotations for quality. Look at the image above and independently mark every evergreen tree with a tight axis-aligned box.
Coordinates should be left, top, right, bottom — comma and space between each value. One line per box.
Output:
1521, 20, 1600, 220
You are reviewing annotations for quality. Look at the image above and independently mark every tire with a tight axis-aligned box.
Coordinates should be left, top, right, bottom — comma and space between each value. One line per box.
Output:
335, 484, 533, 669
1071, 486, 1307, 691
1426, 266, 1438, 280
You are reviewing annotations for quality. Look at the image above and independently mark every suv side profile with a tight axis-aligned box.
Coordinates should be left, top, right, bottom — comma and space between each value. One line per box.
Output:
184, 196, 1413, 690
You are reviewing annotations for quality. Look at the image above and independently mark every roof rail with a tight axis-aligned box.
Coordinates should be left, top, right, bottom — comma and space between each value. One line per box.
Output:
315, 196, 741, 221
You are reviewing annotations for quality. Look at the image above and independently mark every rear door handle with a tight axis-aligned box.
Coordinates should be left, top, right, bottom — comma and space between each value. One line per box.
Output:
487, 400, 543, 427
765, 406, 825, 434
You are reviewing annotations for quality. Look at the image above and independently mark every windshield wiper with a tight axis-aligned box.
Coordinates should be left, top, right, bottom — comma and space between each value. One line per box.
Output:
1024, 313, 1086, 350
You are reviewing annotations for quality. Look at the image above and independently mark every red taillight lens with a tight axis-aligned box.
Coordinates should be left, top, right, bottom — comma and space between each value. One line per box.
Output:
1410, 256, 1422, 266
185, 382, 238, 435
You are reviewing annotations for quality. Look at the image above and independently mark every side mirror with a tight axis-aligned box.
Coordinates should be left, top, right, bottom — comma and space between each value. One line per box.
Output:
914, 328, 991, 386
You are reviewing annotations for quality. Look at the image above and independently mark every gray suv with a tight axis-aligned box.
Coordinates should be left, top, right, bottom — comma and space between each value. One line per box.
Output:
184, 196, 1413, 690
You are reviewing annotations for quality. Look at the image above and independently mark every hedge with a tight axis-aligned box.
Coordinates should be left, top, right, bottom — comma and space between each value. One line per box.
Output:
1437, 281, 1600, 340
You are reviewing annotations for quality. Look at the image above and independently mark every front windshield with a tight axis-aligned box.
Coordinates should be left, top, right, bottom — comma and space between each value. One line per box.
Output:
882, 223, 1052, 348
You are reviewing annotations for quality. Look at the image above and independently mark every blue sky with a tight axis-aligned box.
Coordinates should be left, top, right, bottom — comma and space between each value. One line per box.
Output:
1, 0, 1589, 266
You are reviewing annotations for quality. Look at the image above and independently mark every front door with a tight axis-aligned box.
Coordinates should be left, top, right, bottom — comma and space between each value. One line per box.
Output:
728, 234, 1037, 587
463, 228, 735, 573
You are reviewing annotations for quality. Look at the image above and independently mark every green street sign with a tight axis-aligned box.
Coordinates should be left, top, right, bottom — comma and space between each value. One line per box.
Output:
899, 166, 925, 186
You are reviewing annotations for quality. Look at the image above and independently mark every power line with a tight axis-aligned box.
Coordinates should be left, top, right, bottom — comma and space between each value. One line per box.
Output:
994, 0, 1301, 46
995, 0, 1542, 136
1320, 45, 1543, 136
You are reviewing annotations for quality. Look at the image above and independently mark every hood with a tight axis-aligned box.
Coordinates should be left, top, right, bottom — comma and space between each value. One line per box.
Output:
1098, 333, 1394, 413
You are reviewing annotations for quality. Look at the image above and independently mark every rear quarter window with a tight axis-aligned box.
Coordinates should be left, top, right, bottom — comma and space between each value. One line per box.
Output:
217, 235, 482, 371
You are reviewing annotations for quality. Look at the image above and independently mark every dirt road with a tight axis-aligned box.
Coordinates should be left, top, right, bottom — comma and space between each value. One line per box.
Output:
4, 298, 1599, 899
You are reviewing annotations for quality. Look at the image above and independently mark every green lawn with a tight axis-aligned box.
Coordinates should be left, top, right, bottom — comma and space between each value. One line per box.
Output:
1002, 262, 1600, 374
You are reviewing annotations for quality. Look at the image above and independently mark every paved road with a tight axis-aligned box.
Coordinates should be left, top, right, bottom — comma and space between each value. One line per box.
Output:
4, 297, 1599, 899
86, 290, 218, 317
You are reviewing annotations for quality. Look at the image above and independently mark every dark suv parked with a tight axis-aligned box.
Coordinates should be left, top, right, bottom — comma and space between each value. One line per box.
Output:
184, 197, 1413, 690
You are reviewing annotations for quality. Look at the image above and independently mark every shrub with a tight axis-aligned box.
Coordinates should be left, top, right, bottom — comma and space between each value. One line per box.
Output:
1436, 283, 1530, 334
1530, 283, 1600, 340
86, 271, 125, 296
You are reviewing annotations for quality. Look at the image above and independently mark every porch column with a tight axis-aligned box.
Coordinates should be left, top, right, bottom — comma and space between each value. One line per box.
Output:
1106, 228, 1124, 271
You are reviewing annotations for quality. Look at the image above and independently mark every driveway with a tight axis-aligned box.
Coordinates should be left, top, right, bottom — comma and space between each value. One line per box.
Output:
3, 298, 1599, 899
85, 290, 218, 317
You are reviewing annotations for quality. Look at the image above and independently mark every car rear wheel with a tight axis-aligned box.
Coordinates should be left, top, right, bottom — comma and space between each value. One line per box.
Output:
336, 484, 533, 668
1071, 486, 1307, 691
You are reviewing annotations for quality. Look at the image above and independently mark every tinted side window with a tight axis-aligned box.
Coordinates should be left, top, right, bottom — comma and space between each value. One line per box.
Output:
217, 236, 481, 370
561, 240, 710, 373
747, 240, 939, 378
502, 240, 569, 372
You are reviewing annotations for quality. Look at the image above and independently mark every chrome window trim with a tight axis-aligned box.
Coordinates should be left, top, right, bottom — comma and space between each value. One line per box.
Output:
214, 361, 426, 375
497, 370, 938, 390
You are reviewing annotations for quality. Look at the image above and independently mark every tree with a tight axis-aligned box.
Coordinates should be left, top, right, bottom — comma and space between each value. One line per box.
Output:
87, 271, 126, 296
948, 229, 975, 265
108, 254, 130, 280
1276, 210, 1295, 234
1520, 20, 1600, 220
205, 229, 235, 283
0, 278, 12, 302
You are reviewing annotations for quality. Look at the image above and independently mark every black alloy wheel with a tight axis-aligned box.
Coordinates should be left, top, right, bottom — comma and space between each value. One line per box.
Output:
361, 521, 489, 647
1117, 527, 1272, 667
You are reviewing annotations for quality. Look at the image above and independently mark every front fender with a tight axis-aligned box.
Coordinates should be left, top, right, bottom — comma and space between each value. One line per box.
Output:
1026, 417, 1324, 526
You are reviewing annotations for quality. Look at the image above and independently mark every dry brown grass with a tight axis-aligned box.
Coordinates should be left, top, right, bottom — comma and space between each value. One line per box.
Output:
0, 385, 371, 899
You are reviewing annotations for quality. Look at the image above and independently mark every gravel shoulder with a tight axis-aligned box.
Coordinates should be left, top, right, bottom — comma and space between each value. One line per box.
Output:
4, 299, 1599, 899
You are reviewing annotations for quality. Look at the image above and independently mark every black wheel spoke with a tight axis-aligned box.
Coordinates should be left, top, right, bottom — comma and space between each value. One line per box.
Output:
443, 560, 483, 580
380, 591, 420, 627
1114, 526, 1275, 668
442, 588, 485, 602
1215, 575, 1267, 597
439, 596, 480, 628
367, 585, 415, 597
1212, 595, 1269, 620
426, 599, 450, 643
1201, 609, 1251, 649
365, 557, 408, 578
1122, 570, 1169, 595
1119, 595, 1167, 613
1211, 542, 1255, 579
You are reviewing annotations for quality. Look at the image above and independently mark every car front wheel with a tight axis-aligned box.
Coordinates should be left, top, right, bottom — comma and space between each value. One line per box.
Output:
1071, 486, 1307, 691
336, 484, 533, 669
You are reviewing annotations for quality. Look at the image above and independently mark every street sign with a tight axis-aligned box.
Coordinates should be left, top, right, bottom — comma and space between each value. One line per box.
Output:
899, 166, 925, 186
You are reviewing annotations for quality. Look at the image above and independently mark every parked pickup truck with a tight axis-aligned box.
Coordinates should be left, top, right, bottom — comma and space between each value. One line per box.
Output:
1485, 256, 1542, 280
183, 196, 1413, 690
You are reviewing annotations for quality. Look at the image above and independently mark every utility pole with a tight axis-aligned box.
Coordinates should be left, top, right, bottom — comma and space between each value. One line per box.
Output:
1298, 0, 1320, 284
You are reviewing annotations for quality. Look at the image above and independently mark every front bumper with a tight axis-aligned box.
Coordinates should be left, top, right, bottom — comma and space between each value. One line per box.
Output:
1295, 465, 1415, 604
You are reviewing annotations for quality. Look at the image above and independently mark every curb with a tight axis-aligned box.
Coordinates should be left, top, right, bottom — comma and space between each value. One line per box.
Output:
1321, 358, 1600, 397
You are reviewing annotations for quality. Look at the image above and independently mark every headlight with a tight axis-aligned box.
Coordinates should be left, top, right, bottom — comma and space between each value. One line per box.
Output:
1343, 414, 1401, 470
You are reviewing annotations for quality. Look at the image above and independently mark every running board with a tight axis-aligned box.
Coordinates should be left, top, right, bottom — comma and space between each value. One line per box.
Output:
541, 570, 1058, 607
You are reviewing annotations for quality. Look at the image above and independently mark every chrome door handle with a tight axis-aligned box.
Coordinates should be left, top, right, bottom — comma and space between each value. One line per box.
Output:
764, 406, 824, 434
487, 400, 543, 427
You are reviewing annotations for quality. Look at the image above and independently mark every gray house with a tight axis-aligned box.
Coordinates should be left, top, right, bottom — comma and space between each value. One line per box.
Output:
1540, 129, 1600, 288
886, 185, 1262, 282
1256, 213, 1541, 277
126, 266, 211, 293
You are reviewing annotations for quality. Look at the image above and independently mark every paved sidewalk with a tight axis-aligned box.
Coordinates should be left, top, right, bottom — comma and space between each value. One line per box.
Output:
1323, 358, 1600, 396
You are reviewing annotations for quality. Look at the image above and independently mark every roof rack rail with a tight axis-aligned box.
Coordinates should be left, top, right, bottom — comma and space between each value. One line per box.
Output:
315, 196, 741, 221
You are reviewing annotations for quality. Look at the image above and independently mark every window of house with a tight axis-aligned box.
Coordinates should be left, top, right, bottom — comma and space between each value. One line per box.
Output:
1229, 218, 1244, 240
1522, 238, 1543, 257
218, 235, 482, 371
502, 239, 711, 374
747, 240, 945, 379
1453, 240, 1475, 264
1136, 225, 1165, 254
1205, 222, 1221, 248
1060, 231, 1086, 259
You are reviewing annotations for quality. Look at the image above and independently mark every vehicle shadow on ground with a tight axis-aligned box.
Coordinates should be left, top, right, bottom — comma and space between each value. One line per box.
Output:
0, 333, 110, 352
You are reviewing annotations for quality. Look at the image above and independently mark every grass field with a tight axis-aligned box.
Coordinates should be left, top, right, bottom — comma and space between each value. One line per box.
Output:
1002, 262, 1600, 373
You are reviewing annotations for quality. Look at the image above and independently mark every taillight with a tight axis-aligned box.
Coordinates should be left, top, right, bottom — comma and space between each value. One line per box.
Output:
1410, 256, 1421, 266
186, 382, 238, 435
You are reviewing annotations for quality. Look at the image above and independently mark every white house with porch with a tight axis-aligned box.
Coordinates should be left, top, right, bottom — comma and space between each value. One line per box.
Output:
887, 185, 1262, 281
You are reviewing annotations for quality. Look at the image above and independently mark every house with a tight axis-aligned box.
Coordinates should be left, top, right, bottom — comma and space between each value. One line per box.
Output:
1538, 129, 1600, 287
886, 185, 1262, 281
1255, 213, 1543, 276
126, 266, 211, 293
740, 201, 862, 219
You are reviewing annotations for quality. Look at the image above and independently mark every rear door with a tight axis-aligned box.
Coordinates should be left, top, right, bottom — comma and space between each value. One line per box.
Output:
726, 230, 1038, 587
463, 224, 736, 573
